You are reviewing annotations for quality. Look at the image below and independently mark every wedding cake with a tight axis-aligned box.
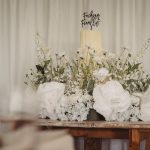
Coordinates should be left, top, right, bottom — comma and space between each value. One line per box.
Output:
80, 11, 102, 53
80, 30, 102, 53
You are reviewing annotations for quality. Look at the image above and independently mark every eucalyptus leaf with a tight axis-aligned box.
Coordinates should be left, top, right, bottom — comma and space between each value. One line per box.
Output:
87, 79, 94, 94
131, 63, 141, 71
44, 59, 51, 67
36, 65, 44, 74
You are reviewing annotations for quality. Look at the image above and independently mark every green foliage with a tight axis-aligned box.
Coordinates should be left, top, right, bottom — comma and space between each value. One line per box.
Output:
25, 35, 150, 95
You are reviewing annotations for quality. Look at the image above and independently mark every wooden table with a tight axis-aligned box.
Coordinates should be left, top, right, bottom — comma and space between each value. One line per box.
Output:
1, 116, 150, 150
37, 119, 150, 150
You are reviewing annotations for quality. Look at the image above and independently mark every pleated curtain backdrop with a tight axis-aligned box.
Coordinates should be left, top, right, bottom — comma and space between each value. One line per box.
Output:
0, 0, 150, 149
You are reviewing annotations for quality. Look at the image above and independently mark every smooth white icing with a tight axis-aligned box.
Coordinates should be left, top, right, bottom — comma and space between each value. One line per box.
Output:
80, 30, 102, 53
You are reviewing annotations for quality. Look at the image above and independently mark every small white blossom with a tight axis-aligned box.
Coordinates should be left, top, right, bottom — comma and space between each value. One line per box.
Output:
56, 88, 93, 121
58, 52, 66, 58
93, 68, 109, 82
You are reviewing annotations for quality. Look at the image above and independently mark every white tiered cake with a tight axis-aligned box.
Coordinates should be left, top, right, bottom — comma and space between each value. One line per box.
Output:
80, 30, 102, 53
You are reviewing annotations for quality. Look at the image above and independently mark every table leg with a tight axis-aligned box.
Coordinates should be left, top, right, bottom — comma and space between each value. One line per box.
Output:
146, 135, 150, 150
74, 137, 84, 150
84, 138, 101, 150
129, 129, 140, 150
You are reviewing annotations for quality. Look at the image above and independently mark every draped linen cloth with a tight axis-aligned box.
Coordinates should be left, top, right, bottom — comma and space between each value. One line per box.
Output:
0, 0, 150, 149
0, 125, 74, 150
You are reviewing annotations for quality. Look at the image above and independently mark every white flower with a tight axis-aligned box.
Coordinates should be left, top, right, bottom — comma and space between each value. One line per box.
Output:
41, 47, 50, 55
107, 52, 116, 59
139, 87, 150, 121
37, 82, 65, 119
59, 52, 66, 58
131, 93, 142, 106
94, 56, 102, 64
93, 68, 109, 82
93, 80, 131, 121
55, 89, 93, 121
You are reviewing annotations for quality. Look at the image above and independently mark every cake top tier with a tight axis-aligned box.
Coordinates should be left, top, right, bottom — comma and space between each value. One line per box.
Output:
80, 29, 102, 52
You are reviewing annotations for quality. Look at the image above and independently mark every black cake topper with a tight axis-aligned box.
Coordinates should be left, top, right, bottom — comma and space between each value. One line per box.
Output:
81, 10, 100, 30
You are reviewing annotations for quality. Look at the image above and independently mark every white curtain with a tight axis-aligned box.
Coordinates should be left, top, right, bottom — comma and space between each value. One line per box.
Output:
0, 0, 150, 149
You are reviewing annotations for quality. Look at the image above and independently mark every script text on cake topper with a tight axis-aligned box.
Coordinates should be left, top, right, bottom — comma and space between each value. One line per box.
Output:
81, 10, 100, 30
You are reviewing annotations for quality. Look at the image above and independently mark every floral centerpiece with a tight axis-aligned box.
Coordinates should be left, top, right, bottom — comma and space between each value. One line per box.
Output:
25, 34, 150, 122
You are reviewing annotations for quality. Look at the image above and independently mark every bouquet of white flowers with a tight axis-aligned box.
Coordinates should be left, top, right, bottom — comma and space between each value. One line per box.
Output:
25, 34, 150, 121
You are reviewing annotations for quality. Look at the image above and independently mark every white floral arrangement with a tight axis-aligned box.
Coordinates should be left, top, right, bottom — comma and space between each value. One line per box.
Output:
25, 34, 150, 122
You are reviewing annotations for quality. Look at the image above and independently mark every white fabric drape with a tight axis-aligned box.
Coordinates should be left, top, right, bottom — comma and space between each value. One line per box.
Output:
0, 0, 150, 149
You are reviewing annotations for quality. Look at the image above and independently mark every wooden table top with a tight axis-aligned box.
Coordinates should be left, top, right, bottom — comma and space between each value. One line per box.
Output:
1, 115, 150, 129
37, 119, 150, 129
